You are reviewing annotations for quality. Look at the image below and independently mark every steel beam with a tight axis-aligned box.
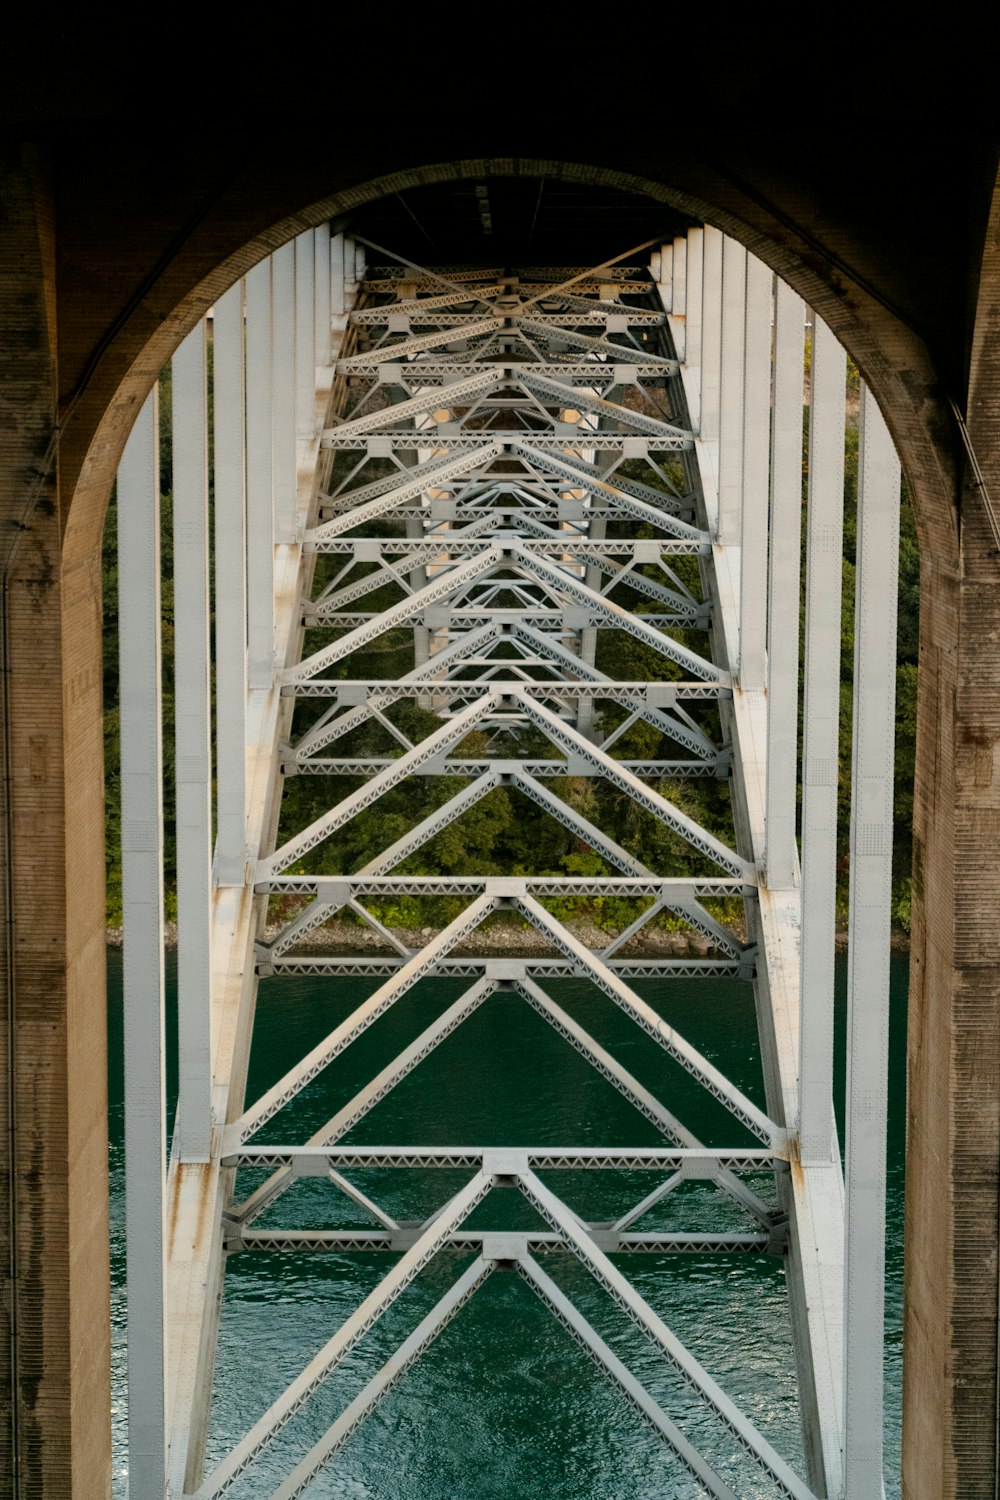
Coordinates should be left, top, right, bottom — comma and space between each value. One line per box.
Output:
271, 241, 297, 544
330, 231, 346, 317
700, 226, 724, 452
799, 316, 846, 1159
764, 277, 804, 878
294, 230, 315, 439
718, 235, 747, 545
171, 323, 213, 1161
118, 389, 168, 1497
246, 258, 275, 689
264, 696, 498, 873
739, 251, 772, 693
193, 1175, 492, 1499
843, 384, 900, 1498
520, 1256, 740, 1500
232, 895, 497, 1143
313, 222, 331, 365
270, 1256, 494, 1500
515, 977, 772, 1225
229, 1145, 781, 1171
682, 232, 847, 1494
163, 246, 341, 1497
514, 896, 779, 1146
212, 281, 248, 886
520, 1170, 817, 1500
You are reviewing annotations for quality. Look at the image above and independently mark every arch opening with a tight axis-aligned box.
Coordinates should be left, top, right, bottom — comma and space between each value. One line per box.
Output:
103, 198, 913, 1496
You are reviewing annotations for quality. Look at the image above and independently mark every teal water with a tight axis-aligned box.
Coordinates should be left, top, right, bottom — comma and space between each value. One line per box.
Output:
108, 951, 907, 1498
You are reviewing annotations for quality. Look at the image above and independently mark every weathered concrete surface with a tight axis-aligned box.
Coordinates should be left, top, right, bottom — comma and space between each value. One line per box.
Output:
0, 148, 111, 1498
902, 171, 1000, 1500
0, 119, 998, 1495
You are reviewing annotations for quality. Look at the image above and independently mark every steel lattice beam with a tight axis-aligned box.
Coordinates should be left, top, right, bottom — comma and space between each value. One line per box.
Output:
115, 236, 886, 1500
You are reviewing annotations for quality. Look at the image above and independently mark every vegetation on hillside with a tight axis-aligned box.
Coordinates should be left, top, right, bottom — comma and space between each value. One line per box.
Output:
101, 358, 919, 933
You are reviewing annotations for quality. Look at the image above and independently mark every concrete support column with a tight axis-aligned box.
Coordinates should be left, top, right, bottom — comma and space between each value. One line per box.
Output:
903, 170, 1000, 1500
0, 148, 111, 1499
844, 385, 900, 1497
172, 323, 213, 1161
117, 391, 168, 1497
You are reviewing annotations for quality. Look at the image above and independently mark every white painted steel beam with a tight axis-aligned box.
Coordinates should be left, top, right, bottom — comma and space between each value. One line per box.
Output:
313, 222, 331, 365
515, 895, 781, 1147
294, 230, 316, 438
245, 258, 275, 689
330, 231, 345, 317
680, 234, 847, 1495
270, 1256, 494, 1500
171, 324, 213, 1161
672, 237, 687, 317
520, 1256, 740, 1500
700, 226, 723, 452
764, 278, 805, 879
740, 252, 773, 694
520, 1170, 818, 1500
843, 384, 900, 1498
271, 241, 297, 544
516, 978, 772, 1226
717, 236, 747, 545
118, 389, 168, 1497
193, 1174, 492, 1499
233, 895, 498, 1143
288, 981, 496, 1158
212, 281, 248, 886
799, 317, 846, 1159
163, 248, 341, 1495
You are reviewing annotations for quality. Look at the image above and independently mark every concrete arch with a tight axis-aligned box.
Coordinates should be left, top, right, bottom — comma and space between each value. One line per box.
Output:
63, 153, 961, 576
3, 137, 998, 1497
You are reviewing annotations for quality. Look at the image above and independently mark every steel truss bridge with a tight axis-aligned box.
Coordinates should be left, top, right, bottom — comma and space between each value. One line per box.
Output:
115, 225, 900, 1497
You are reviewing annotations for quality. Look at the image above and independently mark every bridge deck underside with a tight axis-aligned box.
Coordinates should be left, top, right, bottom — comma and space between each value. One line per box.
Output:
138, 240, 880, 1500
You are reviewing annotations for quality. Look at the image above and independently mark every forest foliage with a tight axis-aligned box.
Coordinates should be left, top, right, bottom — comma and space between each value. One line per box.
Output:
102, 357, 919, 934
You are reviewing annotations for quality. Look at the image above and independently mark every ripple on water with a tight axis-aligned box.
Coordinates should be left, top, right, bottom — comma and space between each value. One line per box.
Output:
108, 952, 905, 1498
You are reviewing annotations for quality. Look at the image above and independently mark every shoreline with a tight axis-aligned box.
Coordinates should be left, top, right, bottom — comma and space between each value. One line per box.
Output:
107, 918, 910, 955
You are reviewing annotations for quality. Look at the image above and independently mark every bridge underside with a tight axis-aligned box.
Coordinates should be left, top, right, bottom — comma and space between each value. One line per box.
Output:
105, 225, 904, 1498
4, 135, 1000, 1500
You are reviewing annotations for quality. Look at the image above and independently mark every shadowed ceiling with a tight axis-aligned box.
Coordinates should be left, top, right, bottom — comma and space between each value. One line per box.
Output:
338, 177, 694, 270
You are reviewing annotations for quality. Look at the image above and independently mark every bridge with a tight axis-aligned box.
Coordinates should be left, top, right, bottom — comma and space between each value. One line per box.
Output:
109, 227, 900, 1497
1, 127, 999, 1500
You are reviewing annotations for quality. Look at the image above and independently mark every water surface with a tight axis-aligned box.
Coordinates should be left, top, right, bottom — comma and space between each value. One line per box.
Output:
108, 950, 907, 1497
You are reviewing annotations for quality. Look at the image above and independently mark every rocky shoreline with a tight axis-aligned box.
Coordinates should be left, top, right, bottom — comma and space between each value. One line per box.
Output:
107, 917, 909, 955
